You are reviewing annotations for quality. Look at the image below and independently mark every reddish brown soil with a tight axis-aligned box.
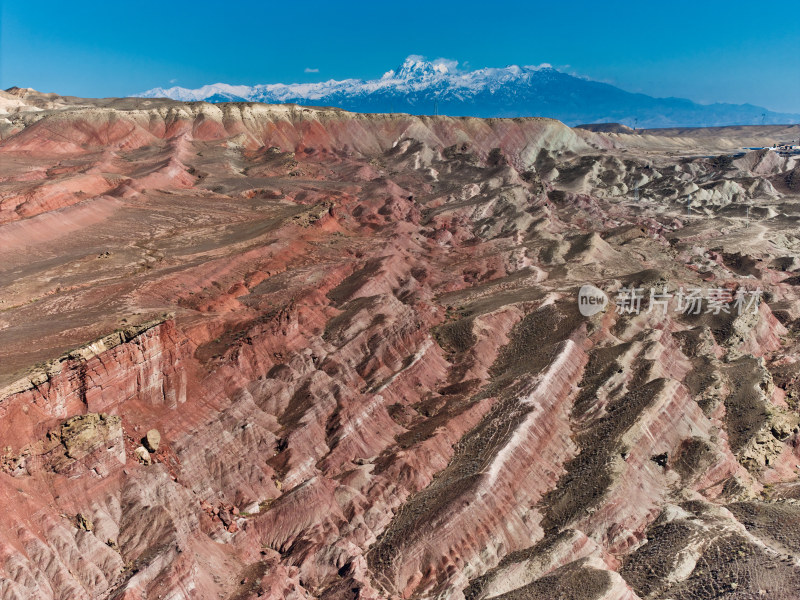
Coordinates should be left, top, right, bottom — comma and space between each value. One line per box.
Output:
1, 93, 800, 599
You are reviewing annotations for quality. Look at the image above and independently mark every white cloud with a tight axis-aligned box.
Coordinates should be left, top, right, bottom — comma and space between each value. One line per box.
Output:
169, 78, 178, 84
431, 57, 459, 73
304, 68, 319, 73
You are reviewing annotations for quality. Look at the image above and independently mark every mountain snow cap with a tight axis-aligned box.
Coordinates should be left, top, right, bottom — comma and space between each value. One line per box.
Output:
384, 55, 459, 81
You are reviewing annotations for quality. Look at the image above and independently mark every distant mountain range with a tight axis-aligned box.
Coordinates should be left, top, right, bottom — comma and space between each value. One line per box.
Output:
138, 56, 800, 128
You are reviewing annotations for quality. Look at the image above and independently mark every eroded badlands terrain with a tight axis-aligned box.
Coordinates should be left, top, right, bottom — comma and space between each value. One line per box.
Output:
1, 87, 800, 599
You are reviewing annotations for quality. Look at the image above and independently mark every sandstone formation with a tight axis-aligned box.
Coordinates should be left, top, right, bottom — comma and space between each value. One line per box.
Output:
143, 430, 160, 453
1, 91, 800, 599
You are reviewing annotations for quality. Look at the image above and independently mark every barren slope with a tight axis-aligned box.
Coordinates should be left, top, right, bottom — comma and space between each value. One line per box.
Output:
1, 95, 800, 600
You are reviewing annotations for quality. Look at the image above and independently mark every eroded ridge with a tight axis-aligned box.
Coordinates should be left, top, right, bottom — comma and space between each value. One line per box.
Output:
1, 93, 800, 599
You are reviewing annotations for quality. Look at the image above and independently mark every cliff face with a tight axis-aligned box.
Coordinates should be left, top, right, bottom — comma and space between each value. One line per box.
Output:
1, 96, 800, 599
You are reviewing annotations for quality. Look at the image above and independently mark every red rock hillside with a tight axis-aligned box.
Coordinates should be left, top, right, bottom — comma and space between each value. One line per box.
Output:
2, 89, 800, 599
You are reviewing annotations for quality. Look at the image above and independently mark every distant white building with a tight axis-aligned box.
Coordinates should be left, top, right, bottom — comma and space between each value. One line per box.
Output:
769, 141, 800, 155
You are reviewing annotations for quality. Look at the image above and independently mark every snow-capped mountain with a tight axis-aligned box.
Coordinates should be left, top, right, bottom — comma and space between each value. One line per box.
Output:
138, 56, 800, 128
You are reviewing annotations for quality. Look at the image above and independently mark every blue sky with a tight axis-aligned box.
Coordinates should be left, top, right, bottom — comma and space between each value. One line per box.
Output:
1, 0, 798, 113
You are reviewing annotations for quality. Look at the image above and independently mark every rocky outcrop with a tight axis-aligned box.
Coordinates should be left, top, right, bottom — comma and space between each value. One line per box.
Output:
61, 413, 122, 459
1, 319, 187, 421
